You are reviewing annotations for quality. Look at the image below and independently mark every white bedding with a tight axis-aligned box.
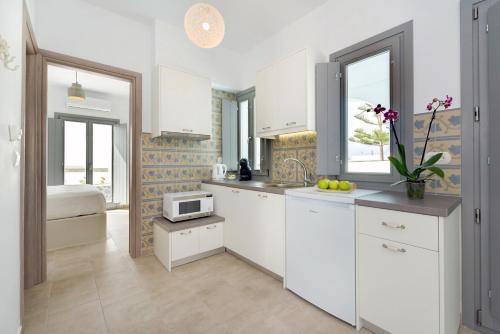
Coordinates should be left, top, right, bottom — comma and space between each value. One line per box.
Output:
47, 185, 106, 220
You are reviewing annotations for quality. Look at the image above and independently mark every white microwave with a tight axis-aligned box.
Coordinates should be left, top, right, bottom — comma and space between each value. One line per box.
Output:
163, 191, 214, 222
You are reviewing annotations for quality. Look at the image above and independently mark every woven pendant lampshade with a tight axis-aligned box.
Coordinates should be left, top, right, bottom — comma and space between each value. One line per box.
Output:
184, 3, 225, 49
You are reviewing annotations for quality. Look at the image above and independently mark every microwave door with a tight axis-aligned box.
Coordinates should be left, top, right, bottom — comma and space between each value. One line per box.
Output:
178, 200, 201, 215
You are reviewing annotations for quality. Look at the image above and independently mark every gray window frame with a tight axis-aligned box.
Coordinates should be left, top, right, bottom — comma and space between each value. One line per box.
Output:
236, 88, 270, 176
54, 112, 120, 196
330, 21, 414, 186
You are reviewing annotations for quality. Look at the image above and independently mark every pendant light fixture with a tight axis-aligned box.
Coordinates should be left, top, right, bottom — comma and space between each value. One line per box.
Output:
68, 71, 86, 101
184, 3, 225, 49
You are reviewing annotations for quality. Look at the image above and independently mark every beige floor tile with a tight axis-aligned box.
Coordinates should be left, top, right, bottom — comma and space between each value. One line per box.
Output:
23, 281, 51, 317
102, 290, 161, 334
47, 258, 93, 282
46, 300, 107, 334
95, 266, 148, 307
48, 273, 99, 315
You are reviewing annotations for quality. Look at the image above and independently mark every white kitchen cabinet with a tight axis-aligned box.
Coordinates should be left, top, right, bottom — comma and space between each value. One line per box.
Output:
356, 205, 461, 334
154, 216, 224, 272
201, 183, 285, 277
256, 48, 315, 137
153, 65, 212, 138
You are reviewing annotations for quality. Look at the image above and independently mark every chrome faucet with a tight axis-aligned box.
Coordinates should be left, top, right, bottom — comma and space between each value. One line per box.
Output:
284, 158, 313, 187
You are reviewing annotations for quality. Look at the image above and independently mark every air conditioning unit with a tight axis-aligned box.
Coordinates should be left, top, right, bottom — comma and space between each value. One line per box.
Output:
66, 97, 112, 112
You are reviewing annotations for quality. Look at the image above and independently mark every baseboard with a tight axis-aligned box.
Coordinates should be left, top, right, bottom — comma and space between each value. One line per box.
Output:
226, 248, 283, 282
172, 247, 225, 268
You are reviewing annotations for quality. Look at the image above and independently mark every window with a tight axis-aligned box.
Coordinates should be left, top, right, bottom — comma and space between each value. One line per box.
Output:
56, 113, 119, 202
236, 89, 269, 175
331, 22, 413, 184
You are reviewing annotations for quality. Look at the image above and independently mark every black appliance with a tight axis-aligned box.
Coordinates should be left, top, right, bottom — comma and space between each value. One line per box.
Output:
239, 158, 252, 181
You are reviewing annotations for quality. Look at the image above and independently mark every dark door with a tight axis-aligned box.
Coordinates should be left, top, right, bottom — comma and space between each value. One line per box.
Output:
487, 0, 500, 324
479, 0, 500, 331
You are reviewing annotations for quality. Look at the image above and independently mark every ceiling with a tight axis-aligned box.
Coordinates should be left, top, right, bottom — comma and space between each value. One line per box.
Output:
81, 0, 329, 53
48, 65, 130, 97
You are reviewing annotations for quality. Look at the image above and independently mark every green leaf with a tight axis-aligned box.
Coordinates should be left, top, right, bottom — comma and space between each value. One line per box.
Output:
397, 144, 408, 171
388, 156, 410, 178
420, 153, 443, 168
426, 166, 445, 179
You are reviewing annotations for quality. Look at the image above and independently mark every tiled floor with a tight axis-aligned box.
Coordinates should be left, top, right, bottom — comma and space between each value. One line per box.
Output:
24, 211, 479, 334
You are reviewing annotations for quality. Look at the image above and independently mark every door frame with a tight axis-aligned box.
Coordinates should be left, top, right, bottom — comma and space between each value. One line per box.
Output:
23, 48, 144, 287
39, 50, 143, 262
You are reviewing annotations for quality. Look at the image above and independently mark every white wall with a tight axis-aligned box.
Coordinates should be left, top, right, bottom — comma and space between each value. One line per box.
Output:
0, 0, 23, 332
47, 85, 130, 123
239, 0, 461, 113
35, 0, 154, 131
153, 20, 243, 92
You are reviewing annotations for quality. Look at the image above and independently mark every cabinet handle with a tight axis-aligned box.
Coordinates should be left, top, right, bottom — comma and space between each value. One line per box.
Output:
382, 243, 406, 253
381, 221, 406, 230
309, 209, 319, 214
180, 230, 192, 236
182, 129, 193, 133
232, 190, 240, 194
258, 194, 268, 199
285, 121, 297, 127
262, 126, 271, 130
206, 225, 217, 230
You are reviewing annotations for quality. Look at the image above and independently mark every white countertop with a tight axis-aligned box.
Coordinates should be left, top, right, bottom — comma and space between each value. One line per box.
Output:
285, 187, 380, 204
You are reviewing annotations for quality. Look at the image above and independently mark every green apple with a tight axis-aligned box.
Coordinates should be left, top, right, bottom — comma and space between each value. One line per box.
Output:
317, 179, 330, 189
328, 180, 339, 190
339, 181, 352, 191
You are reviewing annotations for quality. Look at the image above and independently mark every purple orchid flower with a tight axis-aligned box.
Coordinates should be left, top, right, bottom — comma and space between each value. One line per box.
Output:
373, 104, 386, 114
383, 109, 399, 123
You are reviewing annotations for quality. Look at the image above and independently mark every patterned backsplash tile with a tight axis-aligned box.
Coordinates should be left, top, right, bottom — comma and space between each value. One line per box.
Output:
270, 109, 462, 196
140, 89, 232, 254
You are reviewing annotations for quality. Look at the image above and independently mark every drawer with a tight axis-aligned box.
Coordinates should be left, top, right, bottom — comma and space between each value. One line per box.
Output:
171, 228, 199, 261
358, 234, 439, 334
199, 223, 224, 253
357, 206, 438, 251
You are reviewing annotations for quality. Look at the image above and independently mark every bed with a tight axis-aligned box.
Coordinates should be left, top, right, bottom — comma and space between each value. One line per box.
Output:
47, 185, 107, 250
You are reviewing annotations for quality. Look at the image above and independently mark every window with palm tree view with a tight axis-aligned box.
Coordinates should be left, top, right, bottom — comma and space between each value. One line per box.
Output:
345, 50, 391, 174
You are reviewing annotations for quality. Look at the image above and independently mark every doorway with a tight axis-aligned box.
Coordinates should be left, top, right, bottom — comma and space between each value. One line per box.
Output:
22, 50, 143, 289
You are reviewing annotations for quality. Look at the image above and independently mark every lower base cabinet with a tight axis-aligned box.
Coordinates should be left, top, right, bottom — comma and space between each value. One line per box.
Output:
202, 184, 285, 277
154, 217, 224, 272
357, 205, 461, 334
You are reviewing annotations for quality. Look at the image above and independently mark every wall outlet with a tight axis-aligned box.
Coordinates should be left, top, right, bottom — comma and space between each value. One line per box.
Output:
424, 151, 451, 165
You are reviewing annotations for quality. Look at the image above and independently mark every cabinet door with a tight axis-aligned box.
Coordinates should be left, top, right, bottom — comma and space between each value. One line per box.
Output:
358, 234, 439, 334
276, 49, 308, 131
171, 228, 200, 261
158, 66, 211, 136
202, 184, 234, 248
256, 192, 285, 276
256, 65, 278, 134
199, 223, 224, 253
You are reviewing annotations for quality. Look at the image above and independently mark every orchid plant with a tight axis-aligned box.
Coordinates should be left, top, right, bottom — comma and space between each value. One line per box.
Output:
365, 96, 453, 185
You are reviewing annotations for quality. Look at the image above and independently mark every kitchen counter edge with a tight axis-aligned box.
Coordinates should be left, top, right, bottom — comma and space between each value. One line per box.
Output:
202, 180, 286, 195
354, 191, 461, 217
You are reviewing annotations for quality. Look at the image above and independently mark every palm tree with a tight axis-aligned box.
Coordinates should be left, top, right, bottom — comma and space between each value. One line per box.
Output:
349, 103, 390, 161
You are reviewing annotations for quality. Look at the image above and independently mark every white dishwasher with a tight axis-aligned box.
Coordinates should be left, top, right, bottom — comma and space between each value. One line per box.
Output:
285, 187, 378, 326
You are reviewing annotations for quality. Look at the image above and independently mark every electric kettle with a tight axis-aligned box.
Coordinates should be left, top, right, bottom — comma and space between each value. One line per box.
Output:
212, 157, 227, 180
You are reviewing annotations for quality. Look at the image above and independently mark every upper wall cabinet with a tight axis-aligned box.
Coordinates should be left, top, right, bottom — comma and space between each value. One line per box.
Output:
153, 65, 212, 139
256, 48, 315, 137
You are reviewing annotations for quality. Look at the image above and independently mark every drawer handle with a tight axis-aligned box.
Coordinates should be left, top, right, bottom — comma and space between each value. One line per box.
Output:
262, 126, 271, 130
258, 194, 268, 199
381, 222, 406, 230
382, 243, 407, 253
232, 190, 240, 194
309, 209, 319, 214
206, 225, 217, 230
286, 121, 297, 127
182, 129, 193, 133
180, 230, 192, 236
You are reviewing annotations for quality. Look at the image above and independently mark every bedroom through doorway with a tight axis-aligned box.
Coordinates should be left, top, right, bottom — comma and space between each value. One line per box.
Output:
46, 64, 131, 253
